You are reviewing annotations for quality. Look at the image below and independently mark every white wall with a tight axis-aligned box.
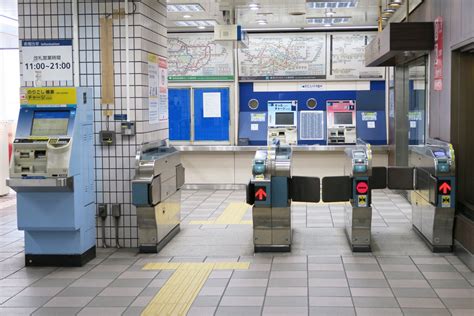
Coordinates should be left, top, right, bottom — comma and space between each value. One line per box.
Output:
0, 50, 20, 121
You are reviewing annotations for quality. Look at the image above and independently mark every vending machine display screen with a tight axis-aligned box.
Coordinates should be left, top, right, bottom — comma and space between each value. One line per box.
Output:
30, 110, 70, 136
275, 112, 295, 126
333, 112, 353, 125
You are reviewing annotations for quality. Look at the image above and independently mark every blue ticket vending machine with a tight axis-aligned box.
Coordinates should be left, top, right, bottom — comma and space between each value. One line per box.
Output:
7, 87, 96, 266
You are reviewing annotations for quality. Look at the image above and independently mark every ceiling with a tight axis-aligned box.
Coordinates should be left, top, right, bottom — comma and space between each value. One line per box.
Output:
166, 0, 385, 32
0, 0, 19, 49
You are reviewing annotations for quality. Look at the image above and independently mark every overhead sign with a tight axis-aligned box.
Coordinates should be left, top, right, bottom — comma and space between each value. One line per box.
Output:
21, 40, 73, 83
356, 180, 369, 195
438, 180, 451, 195
434, 17, 443, 91
255, 187, 267, 201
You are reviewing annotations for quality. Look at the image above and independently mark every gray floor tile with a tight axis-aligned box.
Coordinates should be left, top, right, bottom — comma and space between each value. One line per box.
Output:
309, 271, 346, 278
215, 306, 262, 316
309, 278, 348, 287
271, 263, 307, 271
309, 307, 355, 316
441, 298, 474, 309
352, 297, 399, 308
450, 309, 474, 316
224, 287, 267, 296
348, 279, 389, 288
434, 288, 474, 298
187, 306, 217, 316
98, 287, 144, 297
384, 271, 424, 280
388, 279, 431, 288
87, 296, 135, 307
32, 307, 82, 316
397, 297, 445, 308
428, 279, 473, 289
266, 287, 307, 296
130, 296, 153, 307
350, 287, 393, 297
69, 279, 113, 288
355, 307, 403, 316
0, 307, 38, 315
108, 279, 151, 288
192, 295, 222, 307
199, 286, 226, 296
270, 270, 307, 279
265, 296, 308, 307
263, 306, 309, 316
227, 279, 268, 287
309, 296, 353, 307
309, 287, 351, 297
392, 288, 437, 298
44, 296, 94, 308
2, 295, 51, 307
402, 308, 451, 316
57, 286, 104, 297
77, 307, 127, 316
219, 296, 264, 307
232, 271, 270, 279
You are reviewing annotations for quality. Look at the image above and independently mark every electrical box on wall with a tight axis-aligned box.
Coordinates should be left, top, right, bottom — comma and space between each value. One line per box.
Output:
214, 25, 248, 48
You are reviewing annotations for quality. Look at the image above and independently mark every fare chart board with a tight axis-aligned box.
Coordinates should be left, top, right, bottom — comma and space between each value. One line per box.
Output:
167, 33, 234, 81
328, 33, 385, 80
238, 33, 327, 80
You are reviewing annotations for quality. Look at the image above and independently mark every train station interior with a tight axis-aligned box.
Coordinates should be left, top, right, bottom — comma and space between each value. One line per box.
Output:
0, 0, 473, 315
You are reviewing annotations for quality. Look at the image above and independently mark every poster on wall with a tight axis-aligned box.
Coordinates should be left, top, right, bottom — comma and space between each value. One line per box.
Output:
329, 33, 385, 80
21, 39, 73, 83
238, 33, 327, 80
168, 33, 234, 81
148, 54, 168, 124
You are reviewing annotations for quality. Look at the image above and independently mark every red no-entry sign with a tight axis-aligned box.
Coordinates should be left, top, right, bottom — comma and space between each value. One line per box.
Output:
356, 181, 369, 195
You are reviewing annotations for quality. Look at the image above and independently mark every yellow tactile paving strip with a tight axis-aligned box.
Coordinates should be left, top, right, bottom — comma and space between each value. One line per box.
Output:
190, 202, 251, 225
141, 262, 250, 316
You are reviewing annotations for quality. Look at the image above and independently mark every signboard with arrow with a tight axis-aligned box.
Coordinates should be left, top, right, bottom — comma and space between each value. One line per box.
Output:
255, 187, 267, 201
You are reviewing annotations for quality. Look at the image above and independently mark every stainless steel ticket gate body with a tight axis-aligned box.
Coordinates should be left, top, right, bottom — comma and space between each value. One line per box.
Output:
247, 145, 320, 252
344, 144, 373, 252
409, 142, 456, 252
132, 141, 185, 253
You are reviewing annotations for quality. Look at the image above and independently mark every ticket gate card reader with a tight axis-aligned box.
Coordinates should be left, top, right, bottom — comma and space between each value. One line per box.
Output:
247, 140, 320, 252
7, 87, 95, 266
132, 141, 185, 253
409, 141, 456, 252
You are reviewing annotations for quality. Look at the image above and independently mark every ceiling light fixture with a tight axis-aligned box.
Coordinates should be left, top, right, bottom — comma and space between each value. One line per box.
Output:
167, 3, 204, 12
325, 9, 336, 17
183, 14, 191, 18
197, 26, 206, 29
306, 1, 358, 9
256, 19, 268, 25
174, 20, 217, 27
306, 16, 351, 24
249, 4, 260, 11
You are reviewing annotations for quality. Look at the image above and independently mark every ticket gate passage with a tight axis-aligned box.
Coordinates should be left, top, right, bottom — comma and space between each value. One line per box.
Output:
247, 141, 320, 252
132, 141, 185, 253
408, 141, 456, 252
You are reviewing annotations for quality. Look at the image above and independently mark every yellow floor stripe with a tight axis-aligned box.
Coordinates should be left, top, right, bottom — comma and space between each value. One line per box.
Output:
142, 262, 250, 316
190, 202, 250, 225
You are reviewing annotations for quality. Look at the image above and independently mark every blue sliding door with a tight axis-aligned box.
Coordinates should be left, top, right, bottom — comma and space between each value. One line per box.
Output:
193, 88, 230, 141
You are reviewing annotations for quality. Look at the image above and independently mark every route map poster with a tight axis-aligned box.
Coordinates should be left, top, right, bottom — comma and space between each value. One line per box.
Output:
328, 33, 385, 80
238, 33, 327, 80
168, 33, 234, 81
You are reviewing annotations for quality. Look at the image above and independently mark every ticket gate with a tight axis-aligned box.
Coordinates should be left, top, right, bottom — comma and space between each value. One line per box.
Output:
132, 141, 185, 253
322, 140, 386, 252
408, 141, 456, 252
246, 141, 320, 252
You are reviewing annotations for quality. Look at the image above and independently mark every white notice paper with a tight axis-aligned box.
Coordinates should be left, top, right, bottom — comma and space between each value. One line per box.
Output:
367, 121, 376, 129
203, 92, 221, 118
251, 124, 259, 131
410, 121, 417, 128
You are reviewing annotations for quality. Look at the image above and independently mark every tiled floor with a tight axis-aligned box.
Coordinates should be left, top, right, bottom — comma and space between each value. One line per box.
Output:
0, 189, 473, 315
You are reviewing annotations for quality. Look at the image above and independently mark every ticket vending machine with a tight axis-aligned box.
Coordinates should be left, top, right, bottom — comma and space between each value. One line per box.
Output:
7, 87, 95, 266
267, 100, 297, 146
327, 100, 357, 144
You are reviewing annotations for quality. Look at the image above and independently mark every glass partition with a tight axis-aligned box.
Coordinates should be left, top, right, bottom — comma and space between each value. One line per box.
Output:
408, 57, 428, 145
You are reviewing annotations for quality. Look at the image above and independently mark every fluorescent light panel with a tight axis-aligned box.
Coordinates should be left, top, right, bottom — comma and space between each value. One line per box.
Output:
167, 3, 204, 12
174, 20, 217, 27
306, 1, 358, 9
306, 16, 351, 24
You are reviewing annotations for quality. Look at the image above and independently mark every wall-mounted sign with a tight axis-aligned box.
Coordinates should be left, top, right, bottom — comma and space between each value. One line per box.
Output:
434, 16, 443, 91
21, 40, 73, 83
148, 54, 168, 124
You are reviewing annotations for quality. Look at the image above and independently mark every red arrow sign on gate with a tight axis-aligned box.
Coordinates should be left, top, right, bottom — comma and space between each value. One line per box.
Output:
255, 188, 267, 201
439, 182, 451, 195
